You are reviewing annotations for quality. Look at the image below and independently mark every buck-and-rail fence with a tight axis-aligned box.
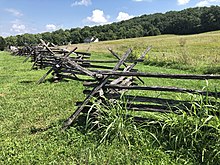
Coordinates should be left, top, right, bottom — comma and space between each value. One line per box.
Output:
8, 39, 220, 130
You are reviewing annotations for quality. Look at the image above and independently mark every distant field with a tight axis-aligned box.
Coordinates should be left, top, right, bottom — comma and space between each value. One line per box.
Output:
66, 30, 220, 74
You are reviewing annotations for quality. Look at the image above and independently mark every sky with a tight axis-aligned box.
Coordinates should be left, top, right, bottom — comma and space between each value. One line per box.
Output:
0, 0, 220, 37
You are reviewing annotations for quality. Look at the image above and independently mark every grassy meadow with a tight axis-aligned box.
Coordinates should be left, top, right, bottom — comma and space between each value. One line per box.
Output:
1, 31, 220, 164
67, 30, 220, 74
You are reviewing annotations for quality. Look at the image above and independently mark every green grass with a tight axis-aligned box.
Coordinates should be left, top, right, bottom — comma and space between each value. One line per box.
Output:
1, 35, 220, 165
67, 30, 220, 74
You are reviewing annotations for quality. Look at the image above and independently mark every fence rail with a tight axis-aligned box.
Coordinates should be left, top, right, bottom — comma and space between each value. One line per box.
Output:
8, 39, 220, 130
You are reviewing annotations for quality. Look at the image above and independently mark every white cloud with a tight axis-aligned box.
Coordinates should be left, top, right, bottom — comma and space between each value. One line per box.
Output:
86, 9, 109, 24
10, 23, 26, 33
116, 12, 134, 21
71, 0, 91, 6
0, 32, 11, 38
1, 19, 46, 37
4, 19, 29, 35
196, 1, 209, 6
45, 24, 57, 31
5, 8, 23, 17
177, 0, 190, 5
196, 0, 220, 7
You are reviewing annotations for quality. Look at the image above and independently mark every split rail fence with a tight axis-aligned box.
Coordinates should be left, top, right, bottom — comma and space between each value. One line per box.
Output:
9, 40, 220, 130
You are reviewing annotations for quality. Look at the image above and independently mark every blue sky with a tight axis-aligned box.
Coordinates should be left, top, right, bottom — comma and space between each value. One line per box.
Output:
0, 0, 220, 37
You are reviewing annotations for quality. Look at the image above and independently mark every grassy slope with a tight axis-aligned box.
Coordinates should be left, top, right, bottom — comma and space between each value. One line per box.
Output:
1, 31, 220, 164
67, 30, 220, 73
0, 52, 178, 164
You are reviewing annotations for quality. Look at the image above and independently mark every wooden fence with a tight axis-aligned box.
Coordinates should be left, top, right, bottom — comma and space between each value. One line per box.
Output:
9, 40, 220, 130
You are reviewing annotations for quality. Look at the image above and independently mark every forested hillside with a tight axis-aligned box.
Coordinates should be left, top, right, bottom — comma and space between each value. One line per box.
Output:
4, 5, 220, 46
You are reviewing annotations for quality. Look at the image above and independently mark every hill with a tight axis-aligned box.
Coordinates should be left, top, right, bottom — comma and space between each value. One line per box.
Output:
65, 30, 220, 74
4, 5, 220, 46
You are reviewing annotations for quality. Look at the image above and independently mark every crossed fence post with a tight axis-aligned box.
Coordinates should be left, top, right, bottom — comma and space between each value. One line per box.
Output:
62, 48, 133, 130
36, 39, 78, 84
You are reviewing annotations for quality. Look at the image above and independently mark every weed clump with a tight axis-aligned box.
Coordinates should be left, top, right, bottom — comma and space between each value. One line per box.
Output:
83, 99, 145, 148
83, 93, 220, 164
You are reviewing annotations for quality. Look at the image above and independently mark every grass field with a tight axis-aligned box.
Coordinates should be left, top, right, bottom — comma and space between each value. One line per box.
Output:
1, 31, 220, 164
67, 30, 220, 74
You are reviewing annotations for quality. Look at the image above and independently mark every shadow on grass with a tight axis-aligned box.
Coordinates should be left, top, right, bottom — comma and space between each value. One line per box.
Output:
29, 119, 64, 134
19, 80, 35, 84
28, 115, 91, 135
43, 77, 96, 84
30, 125, 53, 134
202, 66, 220, 74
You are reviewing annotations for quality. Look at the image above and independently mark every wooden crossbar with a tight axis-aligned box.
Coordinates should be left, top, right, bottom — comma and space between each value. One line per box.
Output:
62, 48, 133, 130
10, 41, 220, 129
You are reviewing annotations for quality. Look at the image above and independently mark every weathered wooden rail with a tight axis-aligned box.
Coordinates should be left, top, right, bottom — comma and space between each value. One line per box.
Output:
8, 40, 220, 130
34, 40, 143, 84
61, 47, 220, 130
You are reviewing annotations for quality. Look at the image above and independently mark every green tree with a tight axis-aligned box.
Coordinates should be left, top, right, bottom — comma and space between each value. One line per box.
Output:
70, 30, 82, 43
16, 35, 24, 46
148, 26, 161, 36
22, 33, 38, 45
5, 36, 17, 46
200, 6, 220, 32
0, 36, 6, 51
106, 29, 117, 40
52, 29, 69, 45
42, 32, 53, 43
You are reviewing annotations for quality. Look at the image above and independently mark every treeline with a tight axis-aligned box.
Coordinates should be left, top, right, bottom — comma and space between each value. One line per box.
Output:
3, 5, 220, 47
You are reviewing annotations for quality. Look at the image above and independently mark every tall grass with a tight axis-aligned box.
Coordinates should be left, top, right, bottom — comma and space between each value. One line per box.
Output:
83, 92, 220, 164
67, 30, 220, 74
84, 99, 144, 147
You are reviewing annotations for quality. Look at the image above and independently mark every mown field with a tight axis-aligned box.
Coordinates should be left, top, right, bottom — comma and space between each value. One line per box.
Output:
1, 32, 220, 164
